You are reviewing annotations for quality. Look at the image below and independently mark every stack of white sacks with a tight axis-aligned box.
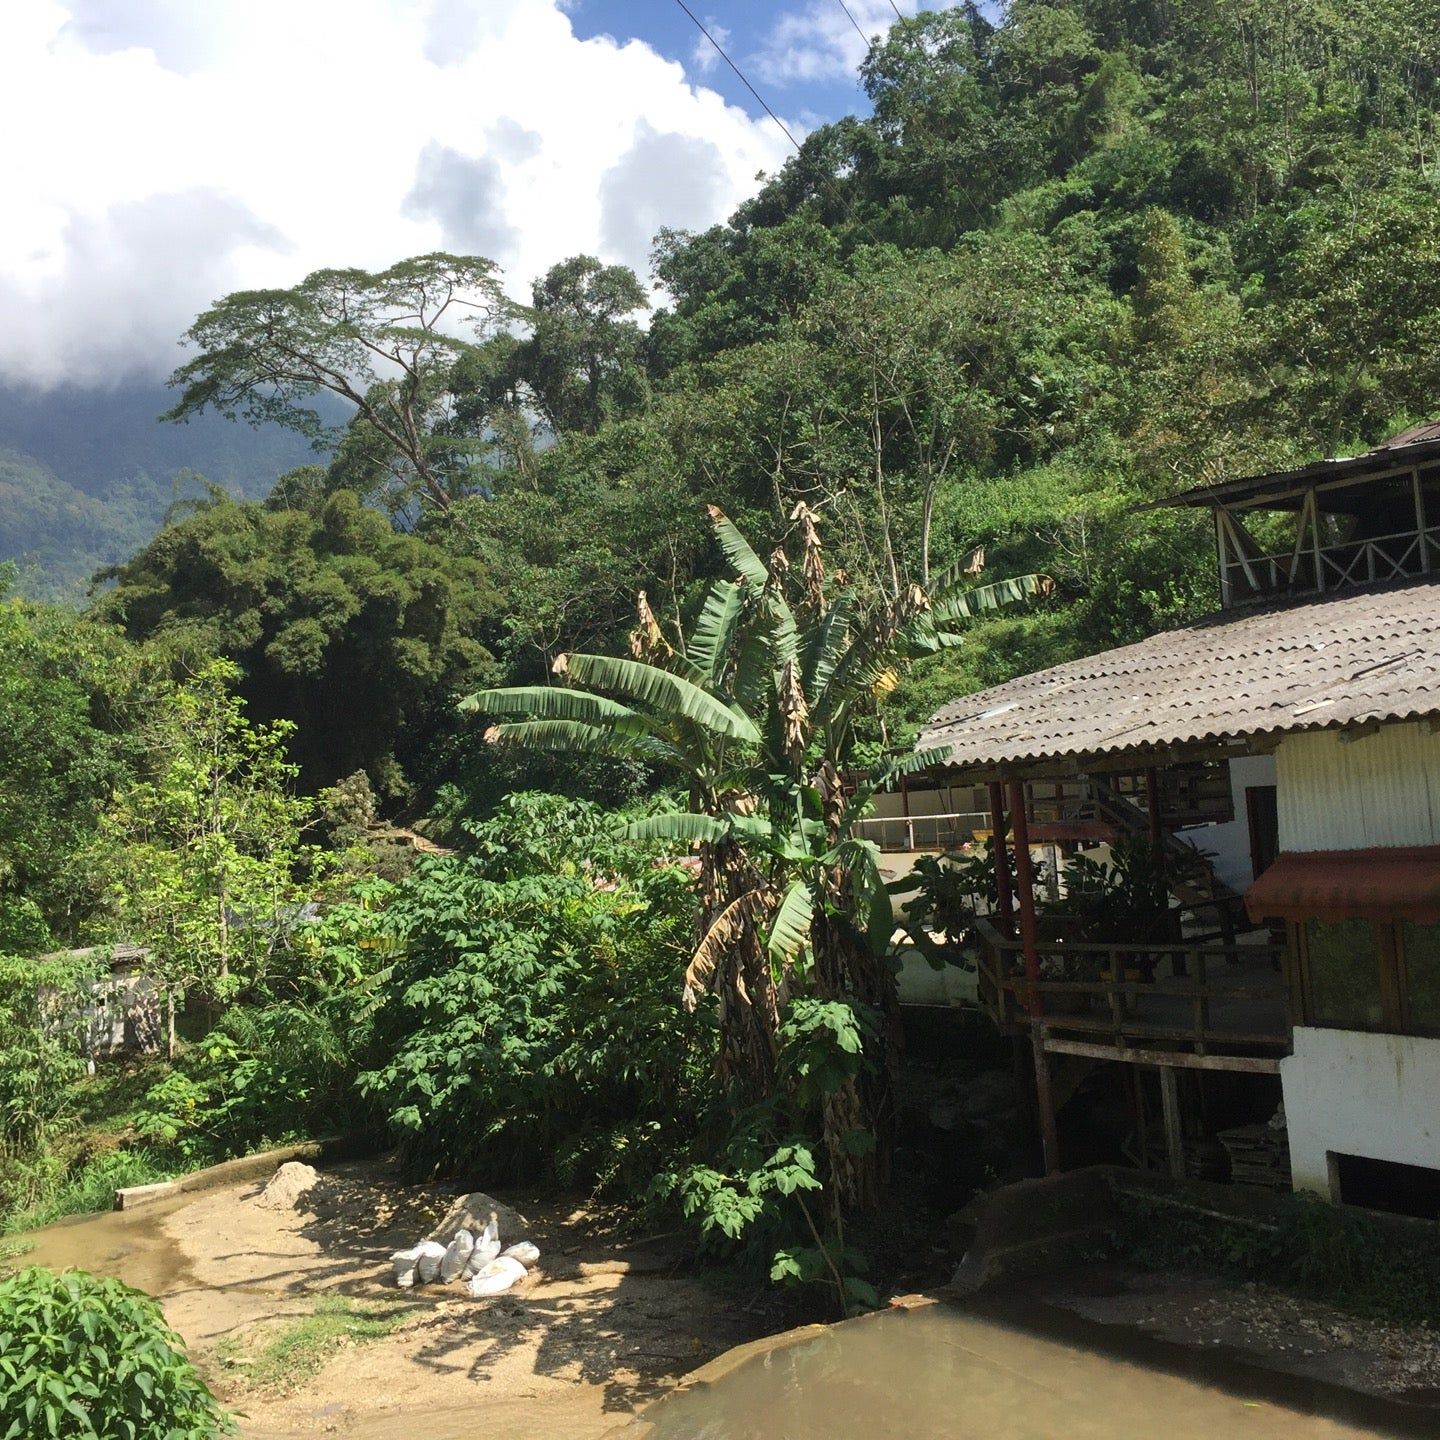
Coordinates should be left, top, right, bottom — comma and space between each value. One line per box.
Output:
391, 1212, 540, 1297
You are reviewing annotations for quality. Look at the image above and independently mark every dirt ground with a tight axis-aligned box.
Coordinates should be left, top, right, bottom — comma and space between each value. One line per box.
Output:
23, 1158, 785, 1440
1039, 1263, 1440, 1404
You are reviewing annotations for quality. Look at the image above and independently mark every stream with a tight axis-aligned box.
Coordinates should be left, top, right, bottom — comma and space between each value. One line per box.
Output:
12, 1200, 1435, 1440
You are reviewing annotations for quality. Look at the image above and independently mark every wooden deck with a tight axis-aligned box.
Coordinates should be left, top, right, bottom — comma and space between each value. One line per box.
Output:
975, 919, 1291, 1066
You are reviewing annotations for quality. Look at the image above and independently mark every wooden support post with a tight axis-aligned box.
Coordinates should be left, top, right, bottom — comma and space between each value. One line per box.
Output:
988, 781, 1013, 935
1009, 778, 1059, 1175
1145, 766, 1163, 845
1159, 1065, 1185, 1180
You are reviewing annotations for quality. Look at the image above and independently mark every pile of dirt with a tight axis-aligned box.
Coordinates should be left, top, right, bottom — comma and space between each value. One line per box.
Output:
257, 1162, 321, 1211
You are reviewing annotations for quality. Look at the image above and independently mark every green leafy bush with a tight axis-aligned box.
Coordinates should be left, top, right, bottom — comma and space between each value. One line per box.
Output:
132, 883, 395, 1163
359, 794, 709, 1196
654, 998, 881, 1316
0, 1266, 232, 1438
0, 951, 103, 1226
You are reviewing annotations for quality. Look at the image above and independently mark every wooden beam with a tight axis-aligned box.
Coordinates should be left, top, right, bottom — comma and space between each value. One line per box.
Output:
1009, 779, 1059, 1175
987, 781, 1013, 936
1042, 1034, 1283, 1074
1159, 1065, 1186, 1180
1145, 766, 1163, 843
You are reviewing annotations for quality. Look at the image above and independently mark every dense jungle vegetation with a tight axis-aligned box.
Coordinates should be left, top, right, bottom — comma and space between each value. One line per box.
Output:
3, 0, 1439, 1310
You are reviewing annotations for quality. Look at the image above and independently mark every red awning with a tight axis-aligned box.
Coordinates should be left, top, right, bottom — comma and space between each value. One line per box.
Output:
1245, 848, 1440, 925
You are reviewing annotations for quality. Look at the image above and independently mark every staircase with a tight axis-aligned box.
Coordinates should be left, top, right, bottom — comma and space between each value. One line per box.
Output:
1089, 779, 1245, 942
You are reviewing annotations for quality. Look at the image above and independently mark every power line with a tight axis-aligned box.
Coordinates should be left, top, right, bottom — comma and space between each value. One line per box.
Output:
835, 0, 875, 49
670, 0, 804, 153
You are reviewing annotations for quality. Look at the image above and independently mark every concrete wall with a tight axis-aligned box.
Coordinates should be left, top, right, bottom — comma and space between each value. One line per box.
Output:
1276, 721, 1440, 852
1179, 753, 1276, 892
1280, 1025, 1440, 1194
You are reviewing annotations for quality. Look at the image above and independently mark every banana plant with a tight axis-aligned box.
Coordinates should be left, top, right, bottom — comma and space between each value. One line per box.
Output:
460, 504, 1047, 1203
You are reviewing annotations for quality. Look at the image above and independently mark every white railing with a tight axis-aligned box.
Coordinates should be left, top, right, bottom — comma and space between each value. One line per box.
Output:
854, 810, 990, 852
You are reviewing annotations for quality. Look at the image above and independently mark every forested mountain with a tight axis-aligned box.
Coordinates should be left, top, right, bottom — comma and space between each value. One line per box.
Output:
0, 384, 322, 600
86, 0, 1440, 798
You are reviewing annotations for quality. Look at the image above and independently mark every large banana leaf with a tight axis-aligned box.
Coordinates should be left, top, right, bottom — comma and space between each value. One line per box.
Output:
834, 838, 894, 956
492, 720, 690, 770
459, 685, 643, 727
801, 591, 854, 706
565, 653, 760, 742
928, 573, 1048, 627
684, 887, 772, 1009
706, 505, 771, 586
685, 580, 748, 688
622, 812, 733, 845
766, 877, 814, 969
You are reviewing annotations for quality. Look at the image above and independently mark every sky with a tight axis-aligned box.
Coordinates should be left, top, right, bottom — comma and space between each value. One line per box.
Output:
0, 0, 940, 391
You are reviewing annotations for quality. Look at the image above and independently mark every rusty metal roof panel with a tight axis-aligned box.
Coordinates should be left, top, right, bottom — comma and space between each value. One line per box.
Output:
917, 578, 1440, 772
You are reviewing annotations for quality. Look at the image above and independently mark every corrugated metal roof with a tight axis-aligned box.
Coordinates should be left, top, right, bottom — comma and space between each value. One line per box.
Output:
918, 578, 1440, 773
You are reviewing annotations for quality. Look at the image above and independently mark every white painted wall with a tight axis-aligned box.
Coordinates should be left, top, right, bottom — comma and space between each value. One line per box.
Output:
1276, 722, 1440, 852
1281, 1026, 1440, 1194
1178, 753, 1276, 892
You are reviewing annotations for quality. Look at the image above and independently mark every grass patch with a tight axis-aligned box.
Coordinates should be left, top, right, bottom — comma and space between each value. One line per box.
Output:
3, 1146, 174, 1234
0, 1237, 33, 1271
218, 1295, 417, 1393
1116, 1190, 1440, 1327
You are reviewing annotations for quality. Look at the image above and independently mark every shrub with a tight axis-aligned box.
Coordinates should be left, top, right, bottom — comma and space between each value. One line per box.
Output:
359, 793, 709, 1197
0, 1266, 232, 1438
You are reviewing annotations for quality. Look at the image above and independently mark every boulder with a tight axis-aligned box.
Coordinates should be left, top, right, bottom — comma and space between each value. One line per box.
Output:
425, 1192, 530, 1249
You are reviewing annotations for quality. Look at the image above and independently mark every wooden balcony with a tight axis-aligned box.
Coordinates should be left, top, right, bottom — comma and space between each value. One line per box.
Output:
974, 919, 1292, 1073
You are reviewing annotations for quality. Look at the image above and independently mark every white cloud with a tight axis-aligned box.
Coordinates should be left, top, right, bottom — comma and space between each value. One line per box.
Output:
689, 19, 730, 75
0, 0, 789, 388
752, 0, 920, 86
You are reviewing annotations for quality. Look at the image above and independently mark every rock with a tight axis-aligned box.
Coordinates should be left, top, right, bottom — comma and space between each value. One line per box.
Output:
257, 1161, 320, 1210
425, 1192, 530, 1248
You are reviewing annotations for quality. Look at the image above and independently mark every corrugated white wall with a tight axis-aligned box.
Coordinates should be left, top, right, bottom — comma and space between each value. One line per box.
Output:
1276, 721, 1440, 851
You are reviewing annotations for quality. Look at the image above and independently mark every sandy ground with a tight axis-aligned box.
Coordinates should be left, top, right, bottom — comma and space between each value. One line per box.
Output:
22, 1159, 779, 1440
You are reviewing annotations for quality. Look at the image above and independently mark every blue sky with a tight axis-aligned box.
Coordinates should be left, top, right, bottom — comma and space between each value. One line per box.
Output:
568, 0, 925, 130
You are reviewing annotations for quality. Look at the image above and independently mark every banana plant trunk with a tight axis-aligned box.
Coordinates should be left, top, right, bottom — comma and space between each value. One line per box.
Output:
699, 838, 780, 1100
811, 884, 901, 1216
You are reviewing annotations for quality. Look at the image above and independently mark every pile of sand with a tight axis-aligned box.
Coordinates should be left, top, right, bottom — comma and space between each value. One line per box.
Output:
257, 1161, 321, 1210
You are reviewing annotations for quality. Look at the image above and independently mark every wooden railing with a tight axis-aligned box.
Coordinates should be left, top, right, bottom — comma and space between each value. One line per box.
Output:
974, 918, 1291, 1057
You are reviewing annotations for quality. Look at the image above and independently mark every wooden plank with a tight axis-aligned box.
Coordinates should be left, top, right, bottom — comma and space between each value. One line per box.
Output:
1042, 1035, 1283, 1074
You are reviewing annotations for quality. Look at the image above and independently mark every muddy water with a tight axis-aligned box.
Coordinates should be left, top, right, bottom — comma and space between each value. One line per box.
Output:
17, 1195, 194, 1298
624, 1305, 1420, 1440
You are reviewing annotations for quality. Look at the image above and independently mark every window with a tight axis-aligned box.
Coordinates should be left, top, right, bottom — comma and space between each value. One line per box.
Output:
1305, 919, 1385, 1029
1294, 918, 1440, 1036
1401, 923, 1440, 1036
1331, 1153, 1440, 1221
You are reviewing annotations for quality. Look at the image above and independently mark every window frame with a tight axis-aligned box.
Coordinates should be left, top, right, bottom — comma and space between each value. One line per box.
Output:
1292, 917, 1440, 1037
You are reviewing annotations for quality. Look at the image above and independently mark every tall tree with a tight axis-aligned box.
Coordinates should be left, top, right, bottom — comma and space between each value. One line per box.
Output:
165, 254, 510, 516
